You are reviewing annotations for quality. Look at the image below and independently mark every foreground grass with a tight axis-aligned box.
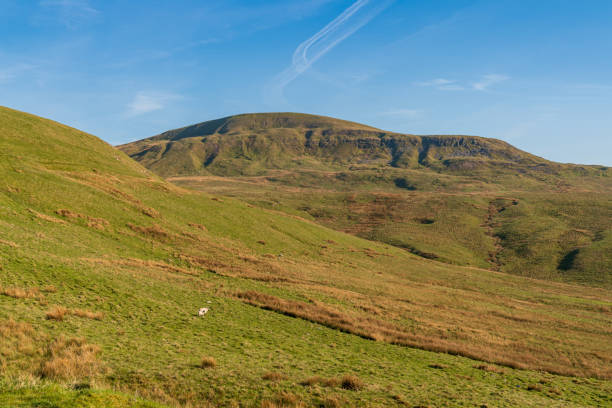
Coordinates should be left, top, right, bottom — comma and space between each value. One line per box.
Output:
1, 106, 611, 407
0, 380, 161, 408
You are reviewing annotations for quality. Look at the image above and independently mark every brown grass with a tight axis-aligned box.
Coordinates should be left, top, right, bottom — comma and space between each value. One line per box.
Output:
55, 209, 110, 230
474, 364, 505, 374
46, 306, 103, 321
200, 356, 217, 368
262, 371, 287, 381
0, 320, 35, 346
141, 207, 160, 218
0, 238, 19, 248
300, 376, 339, 387
29, 209, 66, 224
0, 320, 38, 365
39, 336, 104, 381
0, 285, 43, 300
235, 290, 612, 379
0, 319, 34, 339
46, 306, 69, 321
527, 384, 543, 392
41, 285, 58, 293
188, 222, 208, 231
71, 309, 104, 320
340, 375, 364, 391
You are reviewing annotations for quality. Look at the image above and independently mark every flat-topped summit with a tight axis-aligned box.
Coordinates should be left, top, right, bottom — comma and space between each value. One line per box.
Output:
119, 112, 552, 177
150, 112, 381, 142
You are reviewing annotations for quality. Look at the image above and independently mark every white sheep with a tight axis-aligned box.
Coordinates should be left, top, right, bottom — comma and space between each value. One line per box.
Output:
198, 307, 209, 316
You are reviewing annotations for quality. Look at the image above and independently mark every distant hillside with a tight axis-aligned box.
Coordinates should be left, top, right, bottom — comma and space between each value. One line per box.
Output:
120, 113, 612, 287
119, 112, 572, 178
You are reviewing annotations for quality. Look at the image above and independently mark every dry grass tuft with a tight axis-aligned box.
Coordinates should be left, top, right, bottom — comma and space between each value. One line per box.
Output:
39, 336, 104, 381
141, 207, 160, 218
55, 209, 110, 230
71, 309, 104, 320
29, 209, 66, 224
46, 306, 69, 321
300, 376, 339, 388
0, 319, 34, 339
0, 239, 19, 248
262, 371, 287, 382
200, 356, 217, 368
527, 384, 543, 392
46, 306, 103, 321
188, 222, 208, 231
0, 320, 38, 362
340, 375, 364, 391
41, 285, 58, 293
87, 219, 108, 230
1, 286, 43, 300
55, 209, 81, 218
474, 364, 505, 374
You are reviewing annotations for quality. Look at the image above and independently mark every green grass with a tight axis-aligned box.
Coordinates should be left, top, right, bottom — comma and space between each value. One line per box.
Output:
1, 106, 611, 407
120, 113, 612, 286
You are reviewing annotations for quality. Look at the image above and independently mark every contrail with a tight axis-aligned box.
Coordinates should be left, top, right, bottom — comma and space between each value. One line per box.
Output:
267, 0, 394, 103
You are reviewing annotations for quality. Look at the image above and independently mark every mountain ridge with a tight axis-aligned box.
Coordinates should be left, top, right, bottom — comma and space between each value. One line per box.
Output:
120, 112, 579, 178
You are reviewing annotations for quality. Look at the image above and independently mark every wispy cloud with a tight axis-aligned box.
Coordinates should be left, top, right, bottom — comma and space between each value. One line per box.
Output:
415, 78, 465, 91
267, 0, 394, 103
126, 92, 181, 116
416, 74, 509, 92
471, 74, 509, 91
38, 0, 99, 28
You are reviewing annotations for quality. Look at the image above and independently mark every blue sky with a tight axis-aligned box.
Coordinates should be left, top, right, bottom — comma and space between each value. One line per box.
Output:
1, 0, 611, 165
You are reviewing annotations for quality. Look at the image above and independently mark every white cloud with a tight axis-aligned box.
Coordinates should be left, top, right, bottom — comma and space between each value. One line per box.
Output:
416, 78, 454, 87
415, 78, 464, 91
266, 0, 394, 103
416, 74, 509, 92
471, 74, 509, 91
126, 92, 180, 116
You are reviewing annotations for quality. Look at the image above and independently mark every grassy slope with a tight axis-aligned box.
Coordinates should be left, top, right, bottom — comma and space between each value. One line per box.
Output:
174, 173, 612, 287
1, 107, 611, 407
118, 113, 612, 286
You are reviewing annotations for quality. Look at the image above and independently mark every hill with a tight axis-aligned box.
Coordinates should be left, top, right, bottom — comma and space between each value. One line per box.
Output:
1, 106, 611, 406
120, 113, 612, 287
119, 113, 558, 178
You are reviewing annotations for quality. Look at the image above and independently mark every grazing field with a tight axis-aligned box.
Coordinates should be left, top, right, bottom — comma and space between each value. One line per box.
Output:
1, 107, 611, 407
